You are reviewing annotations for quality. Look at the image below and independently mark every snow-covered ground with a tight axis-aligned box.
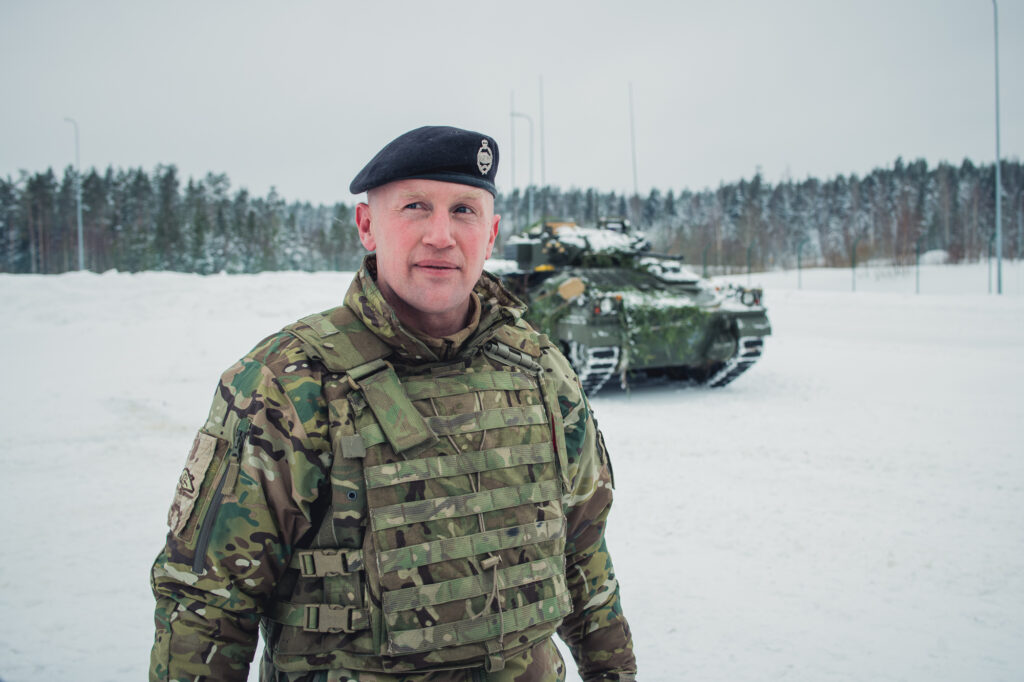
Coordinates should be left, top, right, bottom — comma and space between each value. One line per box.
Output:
1, 260, 1022, 681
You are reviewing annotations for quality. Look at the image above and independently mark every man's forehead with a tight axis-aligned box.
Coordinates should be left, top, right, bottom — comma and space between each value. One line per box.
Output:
373, 179, 491, 203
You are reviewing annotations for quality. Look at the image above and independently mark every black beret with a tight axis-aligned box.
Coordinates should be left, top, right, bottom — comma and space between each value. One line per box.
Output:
349, 125, 499, 196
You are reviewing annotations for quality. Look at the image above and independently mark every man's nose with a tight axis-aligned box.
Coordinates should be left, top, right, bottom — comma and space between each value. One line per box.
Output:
422, 212, 456, 248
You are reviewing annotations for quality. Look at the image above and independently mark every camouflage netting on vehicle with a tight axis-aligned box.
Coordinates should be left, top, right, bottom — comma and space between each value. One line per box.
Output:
494, 219, 771, 392
619, 296, 722, 370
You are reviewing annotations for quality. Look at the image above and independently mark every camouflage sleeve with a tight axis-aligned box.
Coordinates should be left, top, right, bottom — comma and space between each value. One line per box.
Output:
150, 335, 330, 682
543, 347, 637, 681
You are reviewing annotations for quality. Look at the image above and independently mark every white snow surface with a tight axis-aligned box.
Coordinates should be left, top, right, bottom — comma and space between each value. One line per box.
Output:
507, 225, 649, 256
1, 261, 1023, 682
545, 225, 638, 253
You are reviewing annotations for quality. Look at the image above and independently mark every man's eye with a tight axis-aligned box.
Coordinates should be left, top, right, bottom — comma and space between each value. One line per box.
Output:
404, 202, 424, 210
453, 205, 474, 214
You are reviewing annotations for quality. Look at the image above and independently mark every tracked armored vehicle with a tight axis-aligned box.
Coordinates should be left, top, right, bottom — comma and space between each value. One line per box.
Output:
490, 219, 771, 393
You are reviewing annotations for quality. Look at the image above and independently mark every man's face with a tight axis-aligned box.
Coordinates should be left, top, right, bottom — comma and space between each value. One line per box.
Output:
355, 178, 500, 335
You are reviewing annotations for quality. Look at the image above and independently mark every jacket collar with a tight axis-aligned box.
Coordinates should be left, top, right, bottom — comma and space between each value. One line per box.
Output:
343, 255, 527, 363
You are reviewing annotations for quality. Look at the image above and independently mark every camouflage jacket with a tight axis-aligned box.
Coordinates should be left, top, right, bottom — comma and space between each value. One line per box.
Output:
150, 259, 636, 681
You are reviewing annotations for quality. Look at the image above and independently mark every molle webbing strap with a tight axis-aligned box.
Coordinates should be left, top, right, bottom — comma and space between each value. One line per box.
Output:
354, 404, 548, 449
268, 601, 370, 634
427, 405, 548, 436
289, 310, 391, 373
363, 441, 555, 489
386, 588, 573, 656
382, 555, 563, 613
370, 479, 562, 531
377, 518, 566, 574
401, 371, 537, 401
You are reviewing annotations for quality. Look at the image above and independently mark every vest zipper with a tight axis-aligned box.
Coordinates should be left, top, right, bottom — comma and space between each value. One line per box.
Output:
192, 418, 250, 573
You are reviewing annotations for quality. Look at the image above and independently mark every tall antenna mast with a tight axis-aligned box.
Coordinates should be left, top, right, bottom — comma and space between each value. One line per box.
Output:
629, 82, 639, 197
539, 76, 546, 188
509, 91, 516, 192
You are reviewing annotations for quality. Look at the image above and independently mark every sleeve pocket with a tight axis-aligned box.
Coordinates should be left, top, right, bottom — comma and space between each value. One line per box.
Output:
167, 431, 229, 542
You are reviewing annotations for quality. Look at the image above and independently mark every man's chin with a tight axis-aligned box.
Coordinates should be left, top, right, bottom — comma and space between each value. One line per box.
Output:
395, 288, 463, 315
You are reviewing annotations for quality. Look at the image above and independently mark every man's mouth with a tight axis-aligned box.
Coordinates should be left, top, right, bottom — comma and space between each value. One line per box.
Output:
416, 260, 459, 271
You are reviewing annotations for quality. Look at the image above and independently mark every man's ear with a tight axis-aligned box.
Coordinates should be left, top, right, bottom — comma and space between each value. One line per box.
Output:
355, 202, 376, 251
484, 213, 500, 259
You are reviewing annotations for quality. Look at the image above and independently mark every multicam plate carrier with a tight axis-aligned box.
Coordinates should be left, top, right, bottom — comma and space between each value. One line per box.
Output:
265, 307, 572, 674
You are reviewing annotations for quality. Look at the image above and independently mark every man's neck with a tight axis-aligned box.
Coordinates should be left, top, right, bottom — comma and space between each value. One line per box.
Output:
404, 294, 482, 361
381, 289, 473, 338
402, 306, 471, 339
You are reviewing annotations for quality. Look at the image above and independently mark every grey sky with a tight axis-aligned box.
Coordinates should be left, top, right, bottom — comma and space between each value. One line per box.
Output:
2, 0, 1021, 205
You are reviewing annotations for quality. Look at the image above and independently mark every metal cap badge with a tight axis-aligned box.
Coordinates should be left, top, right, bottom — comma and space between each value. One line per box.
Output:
477, 140, 493, 175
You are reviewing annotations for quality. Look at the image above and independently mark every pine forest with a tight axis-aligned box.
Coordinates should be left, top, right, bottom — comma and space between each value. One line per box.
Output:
1, 157, 1021, 275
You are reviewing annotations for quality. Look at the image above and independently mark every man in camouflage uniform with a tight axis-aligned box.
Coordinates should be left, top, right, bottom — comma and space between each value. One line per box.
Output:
151, 126, 636, 681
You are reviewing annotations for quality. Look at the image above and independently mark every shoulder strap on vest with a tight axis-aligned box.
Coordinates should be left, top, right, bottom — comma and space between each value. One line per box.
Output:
286, 306, 391, 373
492, 321, 572, 490
287, 306, 438, 457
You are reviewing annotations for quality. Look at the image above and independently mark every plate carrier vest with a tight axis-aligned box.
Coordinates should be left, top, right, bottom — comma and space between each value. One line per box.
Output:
263, 305, 573, 675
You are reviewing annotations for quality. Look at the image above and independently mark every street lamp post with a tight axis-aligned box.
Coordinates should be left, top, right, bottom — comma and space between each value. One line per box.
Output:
915, 235, 926, 295
510, 110, 534, 229
851, 235, 862, 292
64, 117, 84, 271
1018, 191, 1023, 259
988, 233, 995, 293
746, 242, 755, 287
797, 237, 810, 289
993, 0, 1003, 294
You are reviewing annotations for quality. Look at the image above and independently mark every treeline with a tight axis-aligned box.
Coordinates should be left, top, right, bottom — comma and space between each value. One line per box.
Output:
502, 157, 1024, 270
2, 158, 1022, 274
0, 166, 362, 274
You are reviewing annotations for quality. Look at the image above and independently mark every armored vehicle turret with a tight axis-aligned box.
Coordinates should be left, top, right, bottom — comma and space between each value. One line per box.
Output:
490, 219, 771, 393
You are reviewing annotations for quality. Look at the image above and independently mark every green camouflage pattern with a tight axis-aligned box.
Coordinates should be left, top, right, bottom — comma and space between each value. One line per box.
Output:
269, 301, 572, 671
151, 255, 636, 681
496, 220, 771, 386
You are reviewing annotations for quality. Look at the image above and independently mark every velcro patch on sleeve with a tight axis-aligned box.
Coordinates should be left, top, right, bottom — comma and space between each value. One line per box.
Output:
167, 432, 218, 536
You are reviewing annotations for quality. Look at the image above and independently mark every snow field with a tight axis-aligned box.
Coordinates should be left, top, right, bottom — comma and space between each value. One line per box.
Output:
0, 260, 1021, 681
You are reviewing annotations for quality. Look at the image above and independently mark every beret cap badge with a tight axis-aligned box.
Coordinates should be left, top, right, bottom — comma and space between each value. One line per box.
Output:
477, 140, 493, 175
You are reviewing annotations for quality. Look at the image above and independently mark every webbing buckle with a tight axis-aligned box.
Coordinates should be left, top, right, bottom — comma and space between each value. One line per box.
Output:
303, 604, 357, 633
297, 548, 362, 577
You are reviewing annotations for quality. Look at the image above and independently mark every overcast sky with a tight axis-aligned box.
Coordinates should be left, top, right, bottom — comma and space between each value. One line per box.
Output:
2, 0, 1022, 205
